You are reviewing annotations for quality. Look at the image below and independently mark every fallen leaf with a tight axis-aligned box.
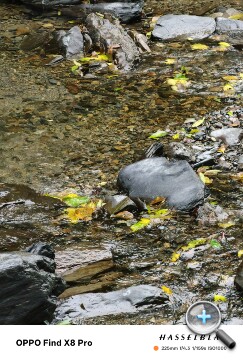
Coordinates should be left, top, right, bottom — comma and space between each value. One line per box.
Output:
223, 83, 234, 92
218, 221, 235, 228
217, 144, 226, 153
191, 43, 209, 50
171, 252, 180, 262
191, 118, 205, 128
204, 170, 222, 176
149, 130, 168, 139
219, 41, 231, 48
238, 250, 243, 258
181, 238, 207, 251
231, 173, 243, 182
164, 58, 176, 65
214, 294, 227, 302
210, 239, 221, 248
161, 285, 173, 295
199, 172, 213, 184
62, 195, 90, 208
229, 13, 243, 20
150, 197, 166, 205
65, 204, 96, 223
222, 75, 238, 81
130, 218, 150, 232
172, 133, 180, 140
113, 211, 134, 220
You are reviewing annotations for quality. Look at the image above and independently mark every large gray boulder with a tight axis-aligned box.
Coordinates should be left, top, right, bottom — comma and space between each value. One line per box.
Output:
216, 17, 243, 34
85, 13, 140, 70
57, 26, 84, 59
53, 285, 168, 322
0, 251, 65, 325
152, 15, 216, 41
117, 157, 206, 211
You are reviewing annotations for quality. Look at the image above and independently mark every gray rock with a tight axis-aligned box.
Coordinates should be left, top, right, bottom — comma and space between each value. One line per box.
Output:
197, 202, 229, 225
235, 260, 243, 291
211, 128, 243, 146
104, 195, 137, 215
21, 1, 144, 23
27, 242, 55, 259
216, 17, 243, 34
117, 157, 206, 211
238, 154, 243, 170
53, 285, 167, 322
57, 26, 84, 60
222, 8, 243, 18
163, 142, 196, 163
152, 15, 216, 41
85, 13, 139, 71
0, 252, 65, 324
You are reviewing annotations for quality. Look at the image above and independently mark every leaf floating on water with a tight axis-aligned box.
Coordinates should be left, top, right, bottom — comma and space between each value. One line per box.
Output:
191, 118, 205, 128
218, 221, 235, 229
199, 172, 213, 184
214, 294, 227, 302
171, 252, 180, 262
210, 239, 221, 249
238, 250, 243, 258
181, 238, 207, 251
149, 130, 168, 139
65, 204, 96, 223
62, 195, 90, 208
191, 43, 209, 50
164, 58, 176, 65
161, 285, 173, 295
130, 218, 150, 232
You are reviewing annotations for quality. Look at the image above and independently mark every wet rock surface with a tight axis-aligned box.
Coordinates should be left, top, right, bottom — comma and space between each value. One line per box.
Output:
57, 25, 84, 59
235, 260, 243, 291
152, 15, 216, 41
211, 128, 243, 146
85, 13, 140, 71
118, 157, 205, 211
53, 285, 167, 322
0, 251, 65, 325
0, 1, 243, 325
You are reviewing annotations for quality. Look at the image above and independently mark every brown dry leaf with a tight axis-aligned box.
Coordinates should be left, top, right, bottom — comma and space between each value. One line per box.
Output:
65, 203, 96, 223
150, 197, 166, 205
113, 211, 134, 220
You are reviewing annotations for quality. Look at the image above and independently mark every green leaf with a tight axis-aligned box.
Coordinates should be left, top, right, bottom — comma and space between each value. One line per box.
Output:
114, 87, 123, 92
130, 218, 150, 232
71, 65, 79, 73
56, 319, 72, 325
62, 195, 90, 207
210, 239, 221, 249
149, 130, 168, 139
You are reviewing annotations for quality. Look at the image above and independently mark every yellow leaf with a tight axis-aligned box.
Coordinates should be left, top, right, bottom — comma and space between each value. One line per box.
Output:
229, 13, 243, 20
191, 118, 205, 128
164, 58, 176, 65
218, 221, 235, 229
223, 83, 234, 92
191, 43, 209, 50
214, 294, 227, 302
222, 75, 238, 81
199, 173, 213, 184
231, 172, 243, 182
167, 78, 177, 86
130, 218, 150, 232
238, 250, 243, 258
57, 10, 61, 16
65, 204, 96, 223
171, 253, 180, 262
204, 170, 222, 176
240, 73, 243, 79
172, 133, 180, 140
181, 238, 207, 251
217, 144, 226, 153
219, 42, 231, 48
161, 285, 173, 295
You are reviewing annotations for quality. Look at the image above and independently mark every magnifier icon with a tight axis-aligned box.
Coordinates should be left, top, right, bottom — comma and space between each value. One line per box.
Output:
186, 301, 236, 349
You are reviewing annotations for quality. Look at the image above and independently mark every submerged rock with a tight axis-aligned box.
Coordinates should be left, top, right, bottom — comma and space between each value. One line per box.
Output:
53, 285, 167, 322
117, 157, 205, 211
0, 251, 65, 325
152, 15, 216, 41
57, 26, 84, 60
85, 13, 140, 71
211, 128, 243, 146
